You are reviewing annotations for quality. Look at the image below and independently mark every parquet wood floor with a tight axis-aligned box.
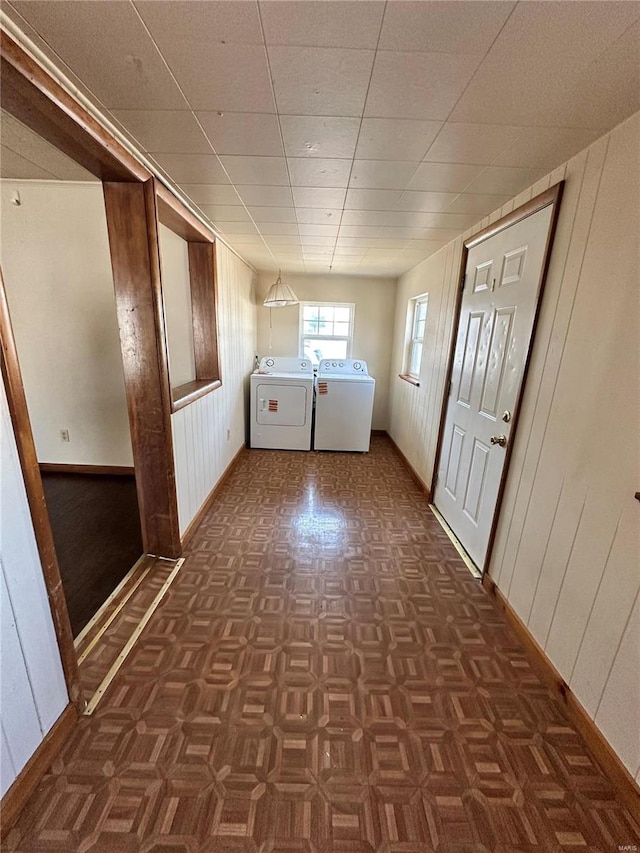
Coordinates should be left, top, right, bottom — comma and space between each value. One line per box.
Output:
7, 438, 639, 852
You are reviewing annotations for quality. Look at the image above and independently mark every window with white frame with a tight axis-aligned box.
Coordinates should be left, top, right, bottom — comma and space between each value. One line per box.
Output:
404, 294, 428, 380
299, 302, 354, 366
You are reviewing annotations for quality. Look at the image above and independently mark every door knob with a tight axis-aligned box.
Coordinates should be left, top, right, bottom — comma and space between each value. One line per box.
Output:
490, 434, 507, 447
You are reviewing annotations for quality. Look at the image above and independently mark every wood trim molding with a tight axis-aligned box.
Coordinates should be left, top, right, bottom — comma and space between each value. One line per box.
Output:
188, 242, 221, 382
398, 373, 420, 387
39, 463, 135, 476
181, 445, 247, 548
0, 267, 81, 708
0, 703, 78, 839
171, 379, 222, 412
0, 32, 148, 182
482, 573, 640, 823
387, 433, 431, 500
156, 184, 214, 244
103, 180, 181, 559
430, 182, 564, 575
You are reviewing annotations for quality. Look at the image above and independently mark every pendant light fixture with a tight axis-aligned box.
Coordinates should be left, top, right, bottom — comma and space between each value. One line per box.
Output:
263, 270, 299, 307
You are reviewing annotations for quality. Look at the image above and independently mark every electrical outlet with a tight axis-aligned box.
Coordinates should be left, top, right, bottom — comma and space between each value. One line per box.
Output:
60, 429, 70, 442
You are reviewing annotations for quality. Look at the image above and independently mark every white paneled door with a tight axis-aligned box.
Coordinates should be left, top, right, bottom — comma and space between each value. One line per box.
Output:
434, 204, 554, 569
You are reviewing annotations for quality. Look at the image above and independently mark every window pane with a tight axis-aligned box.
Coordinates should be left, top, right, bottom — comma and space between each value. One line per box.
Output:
318, 306, 334, 323
303, 319, 320, 335
303, 338, 348, 364
409, 341, 422, 376
303, 305, 319, 321
334, 307, 350, 323
416, 300, 427, 322
334, 321, 350, 336
415, 318, 426, 340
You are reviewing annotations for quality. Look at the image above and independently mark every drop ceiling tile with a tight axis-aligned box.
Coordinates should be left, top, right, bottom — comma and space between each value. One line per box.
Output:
217, 221, 259, 235
222, 233, 265, 243
0, 112, 96, 180
333, 247, 366, 257
280, 116, 360, 159
160, 42, 275, 112
303, 248, 334, 257
219, 156, 289, 185
292, 187, 347, 209
407, 231, 461, 246
295, 208, 342, 225
379, 227, 426, 240
340, 210, 390, 226
196, 112, 284, 156
288, 158, 352, 188
463, 165, 547, 195
198, 205, 252, 222
379, 1, 515, 54
110, 109, 209, 153
10, 1, 185, 109
264, 235, 304, 245
258, 222, 300, 235
260, 0, 384, 49
492, 126, 605, 170
355, 118, 443, 161
349, 160, 417, 190
0, 146, 56, 179
449, 1, 640, 126
300, 236, 337, 246
395, 191, 458, 212
269, 46, 374, 116
337, 237, 407, 249
298, 224, 340, 237
446, 193, 512, 215
345, 188, 403, 210
407, 162, 485, 193
248, 206, 297, 223
338, 225, 384, 238
135, 0, 264, 45
386, 211, 480, 230
180, 184, 241, 205
236, 185, 294, 206
423, 121, 524, 165
152, 153, 231, 184
365, 51, 482, 120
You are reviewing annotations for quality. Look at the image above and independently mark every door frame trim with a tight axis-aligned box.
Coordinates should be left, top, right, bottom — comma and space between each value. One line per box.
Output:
430, 182, 565, 575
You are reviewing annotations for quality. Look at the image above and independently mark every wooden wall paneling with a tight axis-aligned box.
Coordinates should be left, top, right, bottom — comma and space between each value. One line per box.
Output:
103, 180, 181, 559
0, 32, 147, 183
0, 269, 80, 708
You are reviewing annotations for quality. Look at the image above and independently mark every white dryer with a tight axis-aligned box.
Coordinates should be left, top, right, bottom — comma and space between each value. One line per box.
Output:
313, 359, 375, 452
250, 357, 314, 450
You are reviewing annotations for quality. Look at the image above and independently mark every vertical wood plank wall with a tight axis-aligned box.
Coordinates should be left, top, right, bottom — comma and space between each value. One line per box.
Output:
0, 376, 68, 797
172, 242, 256, 535
388, 111, 640, 780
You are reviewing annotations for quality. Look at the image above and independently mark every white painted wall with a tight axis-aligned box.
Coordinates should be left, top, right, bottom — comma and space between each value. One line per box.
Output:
256, 273, 396, 431
0, 180, 132, 466
158, 225, 196, 389
0, 374, 69, 798
388, 112, 640, 778
172, 242, 256, 535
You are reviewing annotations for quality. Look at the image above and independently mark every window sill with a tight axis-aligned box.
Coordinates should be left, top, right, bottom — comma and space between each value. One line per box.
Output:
171, 378, 222, 412
398, 373, 420, 387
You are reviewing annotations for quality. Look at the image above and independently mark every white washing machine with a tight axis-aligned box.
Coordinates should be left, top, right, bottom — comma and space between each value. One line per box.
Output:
313, 359, 375, 452
250, 357, 314, 450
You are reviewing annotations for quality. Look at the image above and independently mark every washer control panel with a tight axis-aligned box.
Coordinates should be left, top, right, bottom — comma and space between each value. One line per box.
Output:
317, 358, 369, 377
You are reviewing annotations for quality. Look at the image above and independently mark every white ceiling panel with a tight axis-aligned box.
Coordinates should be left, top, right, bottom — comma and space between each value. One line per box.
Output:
260, 0, 385, 49
423, 121, 524, 165
365, 51, 483, 120
298, 224, 340, 237
295, 208, 342, 225
10, 0, 185, 109
280, 116, 360, 159
345, 188, 403, 210
1, 111, 96, 180
248, 206, 297, 223
236, 186, 294, 207
196, 112, 284, 156
292, 187, 347, 209
406, 162, 485, 193
180, 184, 242, 205
349, 160, 417, 191
257, 222, 300, 235
152, 153, 230, 184
338, 225, 383, 239
446, 193, 513, 215
135, 0, 264, 46
340, 210, 390, 226
268, 46, 374, 116
395, 191, 459, 212
287, 158, 352, 188
219, 156, 289, 186
463, 166, 547, 196
300, 236, 337, 247
198, 205, 251, 223
492, 126, 605, 170
379, 1, 515, 54
111, 109, 210, 154
355, 118, 443, 162
264, 235, 304, 245
217, 221, 259, 235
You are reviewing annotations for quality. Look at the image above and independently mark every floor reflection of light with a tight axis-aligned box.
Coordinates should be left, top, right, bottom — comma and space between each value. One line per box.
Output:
292, 483, 344, 553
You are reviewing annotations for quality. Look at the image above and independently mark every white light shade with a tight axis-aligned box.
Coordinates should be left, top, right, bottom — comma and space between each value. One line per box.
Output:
263, 272, 299, 307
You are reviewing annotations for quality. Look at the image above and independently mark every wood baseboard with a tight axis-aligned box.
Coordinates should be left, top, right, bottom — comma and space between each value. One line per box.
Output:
482, 573, 640, 823
386, 433, 431, 500
371, 429, 387, 436
180, 444, 246, 548
0, 702, 77, 837
39, 463, 135, 476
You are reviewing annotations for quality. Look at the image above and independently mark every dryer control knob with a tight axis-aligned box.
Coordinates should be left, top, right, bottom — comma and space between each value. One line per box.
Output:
266, 358, 274, 367
353, 362, 361, 370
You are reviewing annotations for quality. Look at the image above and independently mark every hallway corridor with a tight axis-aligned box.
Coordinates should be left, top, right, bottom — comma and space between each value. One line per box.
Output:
6, 438, 638, 851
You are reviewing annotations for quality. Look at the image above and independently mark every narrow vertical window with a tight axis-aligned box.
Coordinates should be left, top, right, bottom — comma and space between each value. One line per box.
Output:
404, 294, 428, 382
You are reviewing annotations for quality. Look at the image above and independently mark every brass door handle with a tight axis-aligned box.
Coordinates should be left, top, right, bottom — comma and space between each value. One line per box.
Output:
490, 434, 507, 447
